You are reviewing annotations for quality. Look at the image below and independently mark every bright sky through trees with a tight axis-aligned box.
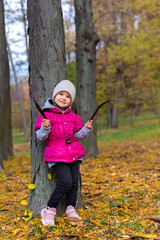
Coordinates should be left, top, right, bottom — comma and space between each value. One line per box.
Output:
4, 0, 70, 82
4, 0, 28, 81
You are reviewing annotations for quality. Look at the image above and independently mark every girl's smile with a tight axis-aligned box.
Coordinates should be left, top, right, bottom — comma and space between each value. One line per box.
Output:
54, 91, 71, 110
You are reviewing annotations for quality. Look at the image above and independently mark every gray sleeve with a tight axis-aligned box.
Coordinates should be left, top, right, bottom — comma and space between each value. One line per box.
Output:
75, 125, 92, 140
36, 124, 51, 141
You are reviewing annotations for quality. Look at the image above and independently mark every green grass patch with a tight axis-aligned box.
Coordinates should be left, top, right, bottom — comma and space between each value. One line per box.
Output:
97, 110, 160, 143
12, 129, 25, 144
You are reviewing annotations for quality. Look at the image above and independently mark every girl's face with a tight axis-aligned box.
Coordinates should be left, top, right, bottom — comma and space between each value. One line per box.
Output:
54, 91, 71, 110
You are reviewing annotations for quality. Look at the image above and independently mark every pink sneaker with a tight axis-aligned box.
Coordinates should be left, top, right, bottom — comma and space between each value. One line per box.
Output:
66, 205, 81, 221
41, 207, 56, 226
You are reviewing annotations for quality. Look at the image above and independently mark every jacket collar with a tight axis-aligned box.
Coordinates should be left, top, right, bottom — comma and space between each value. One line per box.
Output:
49, 106, 71, 114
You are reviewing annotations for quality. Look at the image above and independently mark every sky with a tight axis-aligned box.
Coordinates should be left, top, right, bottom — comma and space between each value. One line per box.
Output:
4, 0, 71, 84
5, 0, 28, 82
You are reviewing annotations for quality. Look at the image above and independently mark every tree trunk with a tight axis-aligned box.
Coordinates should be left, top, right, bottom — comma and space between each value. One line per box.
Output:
104, 42, 112, 128
27, 0, 84, 217
20, 0, 29, 58
7, 41, 30, 142
132, 78, 139, 116
0, 0, 13, 169
110, 0, 126, 128
150, 87, 158, 114
74, 0, 99, 158
122, 75, 127, 109
111, 69, 121, 128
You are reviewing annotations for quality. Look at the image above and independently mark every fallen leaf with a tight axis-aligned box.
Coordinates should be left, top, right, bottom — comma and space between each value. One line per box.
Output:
47, 173, 52, 180
28, 183, 35, 189
20, 200, 28, 206
22, 209, 33, 221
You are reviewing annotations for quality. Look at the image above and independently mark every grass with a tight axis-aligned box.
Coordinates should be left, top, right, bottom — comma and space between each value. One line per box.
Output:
12, 129, 30, 156
12, 129, 26, 145
97, 110, 160, 130
97, 110, 160, 143
98, 122, 160, 142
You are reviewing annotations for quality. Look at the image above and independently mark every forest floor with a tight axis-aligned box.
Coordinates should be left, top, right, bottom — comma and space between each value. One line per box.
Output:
1, 115, 160, 239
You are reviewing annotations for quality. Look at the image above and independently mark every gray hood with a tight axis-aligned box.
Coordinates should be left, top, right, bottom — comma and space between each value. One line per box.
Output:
42, 98, 71, 113
42, 98, 54, 110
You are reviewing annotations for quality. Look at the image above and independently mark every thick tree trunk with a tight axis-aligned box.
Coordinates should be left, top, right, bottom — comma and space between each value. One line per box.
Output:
0, 0, 13, 169
74, 0, 99, 158
27, 0, 84, 217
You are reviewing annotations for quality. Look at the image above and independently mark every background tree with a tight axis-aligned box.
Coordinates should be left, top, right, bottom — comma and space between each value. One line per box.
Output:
7, 40, 30, 142
74, 0, 99, 158
0, 0, 13, 170
27, 0, 84, 217
91, 0, 160, 127
5, 0, 29, 140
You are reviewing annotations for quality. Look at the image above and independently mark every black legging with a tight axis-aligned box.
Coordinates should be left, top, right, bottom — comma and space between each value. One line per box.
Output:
47, 161, 81, 208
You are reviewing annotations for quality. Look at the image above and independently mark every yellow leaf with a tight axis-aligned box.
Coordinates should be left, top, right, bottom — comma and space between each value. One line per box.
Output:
12, 228, 19, 236
0, 172, 7, 180
134, 234, 157, 238
28, 183, 35, 189
47, 173, 52, 180
24, 209, 28, 216
27, 209, 33, 218
22, 209, 33, 221
21, 200, 28, 206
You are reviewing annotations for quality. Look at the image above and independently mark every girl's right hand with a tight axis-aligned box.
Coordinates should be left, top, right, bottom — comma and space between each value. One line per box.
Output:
42, 119, 50, 128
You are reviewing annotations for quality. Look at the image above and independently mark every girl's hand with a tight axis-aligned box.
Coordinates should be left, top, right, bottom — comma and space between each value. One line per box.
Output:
86, 120, 93, 130
42, 119, 50, 128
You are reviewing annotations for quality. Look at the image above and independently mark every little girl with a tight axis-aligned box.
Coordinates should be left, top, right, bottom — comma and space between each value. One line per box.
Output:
35, 80, 93, 226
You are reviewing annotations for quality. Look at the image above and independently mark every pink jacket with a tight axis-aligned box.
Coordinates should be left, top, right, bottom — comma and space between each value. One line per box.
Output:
35, 107, 85, 163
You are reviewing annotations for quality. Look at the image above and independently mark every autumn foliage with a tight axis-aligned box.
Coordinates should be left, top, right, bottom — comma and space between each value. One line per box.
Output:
1, 139, 160, 239
1, 0, 160, 239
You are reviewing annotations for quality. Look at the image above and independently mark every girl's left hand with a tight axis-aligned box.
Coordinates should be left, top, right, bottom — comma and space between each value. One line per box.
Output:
86, 120, 93, 130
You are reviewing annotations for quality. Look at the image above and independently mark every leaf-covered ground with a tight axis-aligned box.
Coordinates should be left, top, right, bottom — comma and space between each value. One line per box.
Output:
1, 140, 160, 239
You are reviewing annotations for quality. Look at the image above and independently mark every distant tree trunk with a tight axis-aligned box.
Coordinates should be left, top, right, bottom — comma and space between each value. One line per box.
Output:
20, 0, 29, 58
150, 87, 158, 114
0, 0, 13, 170
109, 0, 127, 128
104, 42, 112, 128
132, 78, 139, 116
74, 0, 99, 158
27, 0, 84, 217
122, 75, 127, 109
111, 69, 121, 128
7, 42, 30, 142
110, 0, 120, 129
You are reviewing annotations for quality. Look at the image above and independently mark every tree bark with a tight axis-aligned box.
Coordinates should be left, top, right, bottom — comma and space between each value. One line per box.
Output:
27, 0, 84, 217
74, 0, 99, 158
0, 0, 13, 169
